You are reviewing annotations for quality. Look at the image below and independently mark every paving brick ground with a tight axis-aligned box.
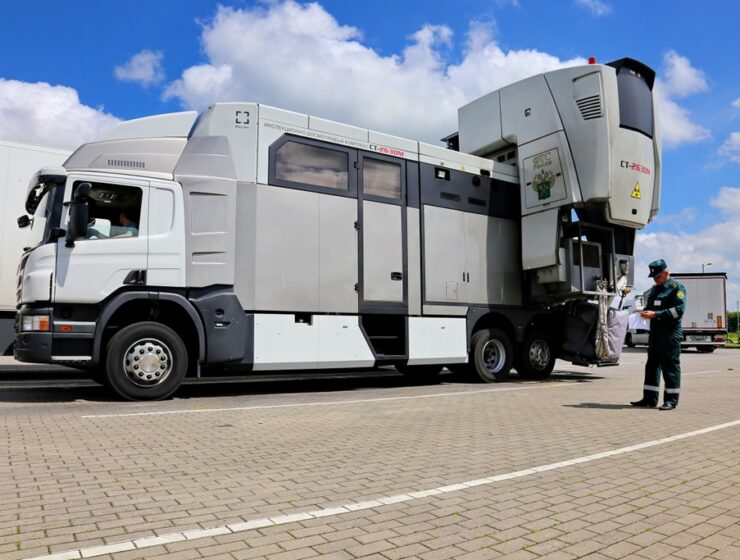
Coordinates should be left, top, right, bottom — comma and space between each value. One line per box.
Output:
0, 348, 738, 559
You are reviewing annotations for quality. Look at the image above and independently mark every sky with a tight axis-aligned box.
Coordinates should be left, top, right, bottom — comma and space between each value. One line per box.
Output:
1, 0, 738, 309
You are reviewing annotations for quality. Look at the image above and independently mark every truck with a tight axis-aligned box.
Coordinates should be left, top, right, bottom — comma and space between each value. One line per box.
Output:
13, 57, 660, 400
1, 139, 71, 354
626, 272, 728, 351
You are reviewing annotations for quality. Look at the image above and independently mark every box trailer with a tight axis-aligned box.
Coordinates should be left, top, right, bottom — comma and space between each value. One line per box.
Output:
13, 58, 660, 399
0, 139, 71, 354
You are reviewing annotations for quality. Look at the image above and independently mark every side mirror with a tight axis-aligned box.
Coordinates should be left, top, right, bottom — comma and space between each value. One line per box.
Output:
65, 183, 92, 247
25, 185, 42, 214
17, 215, 31, 229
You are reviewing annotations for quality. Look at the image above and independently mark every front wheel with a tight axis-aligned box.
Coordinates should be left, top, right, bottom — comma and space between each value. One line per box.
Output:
471, 328, 513, 383
625, 333, 635, 348
516, 329, 556, 380
105, 322, 188, 401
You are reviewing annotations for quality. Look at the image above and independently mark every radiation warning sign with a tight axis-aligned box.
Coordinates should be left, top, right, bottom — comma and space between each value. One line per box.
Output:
630, 182, 642, 199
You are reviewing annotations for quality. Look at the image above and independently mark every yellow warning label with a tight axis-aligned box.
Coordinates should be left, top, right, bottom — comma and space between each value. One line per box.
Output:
630, 182, 641, 199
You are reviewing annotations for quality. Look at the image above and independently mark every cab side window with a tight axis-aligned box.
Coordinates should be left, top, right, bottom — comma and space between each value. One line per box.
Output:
73, 181, 143, 240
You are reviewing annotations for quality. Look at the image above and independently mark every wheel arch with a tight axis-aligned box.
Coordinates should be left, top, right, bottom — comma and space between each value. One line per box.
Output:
521, 312, 560, 345
93, 291, 205, 366
468, 311, 517, 350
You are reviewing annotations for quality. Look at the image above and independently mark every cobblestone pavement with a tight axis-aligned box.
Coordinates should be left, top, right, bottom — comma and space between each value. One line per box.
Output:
0, 349, 738, 560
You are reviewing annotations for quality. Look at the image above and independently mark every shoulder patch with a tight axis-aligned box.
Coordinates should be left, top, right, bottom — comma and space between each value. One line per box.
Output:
677, 290, 685, 299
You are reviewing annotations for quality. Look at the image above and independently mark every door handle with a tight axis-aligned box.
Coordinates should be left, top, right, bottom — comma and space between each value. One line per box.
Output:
391, 272, 403, 281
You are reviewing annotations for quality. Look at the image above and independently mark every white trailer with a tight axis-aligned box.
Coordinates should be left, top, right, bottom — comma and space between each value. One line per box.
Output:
13, 58, 661, 399
0, 139, 71, 354
670, 273, 727, 351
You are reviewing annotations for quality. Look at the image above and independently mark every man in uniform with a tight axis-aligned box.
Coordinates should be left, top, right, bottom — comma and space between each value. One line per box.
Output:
630, 259, 686, 410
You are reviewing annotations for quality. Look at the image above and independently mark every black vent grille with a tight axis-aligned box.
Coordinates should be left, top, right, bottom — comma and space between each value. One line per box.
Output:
576, 95, 602, 120
107, 159, 145, 169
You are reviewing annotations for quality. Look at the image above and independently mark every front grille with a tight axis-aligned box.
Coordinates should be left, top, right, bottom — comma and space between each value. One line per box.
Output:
576, 95, 603, 120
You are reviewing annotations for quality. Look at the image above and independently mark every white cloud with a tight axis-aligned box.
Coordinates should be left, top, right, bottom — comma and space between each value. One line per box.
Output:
0, 78, 120, 149
718, 132, 740, 163
635, 187, 740, 306
574, 0, 612, 17
711, 186, 740, 214
653, 207, 697, 226
732, 98, 740, 109
660, 50, 708, 98
114, 50, 165, 86
165, 3, 709, 152
164, 2, 585, 143
654, 51, 710, 148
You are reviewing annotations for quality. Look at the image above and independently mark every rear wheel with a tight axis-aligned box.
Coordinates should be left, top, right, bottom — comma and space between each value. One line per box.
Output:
516, 329, 556, 380
105, 322, 188, 401
470, 328, 513, 382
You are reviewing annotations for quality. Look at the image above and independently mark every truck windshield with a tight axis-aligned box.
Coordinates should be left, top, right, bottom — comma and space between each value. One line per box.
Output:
26, 184, 61, 249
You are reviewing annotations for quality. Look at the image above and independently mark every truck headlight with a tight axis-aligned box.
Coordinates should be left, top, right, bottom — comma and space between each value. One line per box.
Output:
22, 315, 50, 332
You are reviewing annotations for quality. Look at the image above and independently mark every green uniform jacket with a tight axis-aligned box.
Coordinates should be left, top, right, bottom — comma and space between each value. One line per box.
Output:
645, 279, 687, 337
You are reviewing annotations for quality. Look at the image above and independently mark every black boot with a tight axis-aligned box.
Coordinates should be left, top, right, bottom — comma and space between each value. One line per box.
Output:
630, 399, 657, 408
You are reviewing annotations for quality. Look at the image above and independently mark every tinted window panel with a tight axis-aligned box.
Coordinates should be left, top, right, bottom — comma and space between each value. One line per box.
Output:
75, 181, 142, 240
275, 141, 349, 190
363, 158, 401, 199
617, 67, 654, 137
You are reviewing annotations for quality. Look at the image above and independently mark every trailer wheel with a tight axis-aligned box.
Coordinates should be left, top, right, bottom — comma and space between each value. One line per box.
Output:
105, 322, 188, 401
471, 328, 513, 382
625, 333, 635, 348
395, 364, 443, 383
516, 329, 556, 380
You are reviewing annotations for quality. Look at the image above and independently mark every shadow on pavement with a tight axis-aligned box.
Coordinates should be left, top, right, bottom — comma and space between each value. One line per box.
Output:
563, 402, 639, 410
0, 367, 603, 403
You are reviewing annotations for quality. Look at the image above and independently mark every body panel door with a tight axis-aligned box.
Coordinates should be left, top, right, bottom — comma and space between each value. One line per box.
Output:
358, 153, 407, 312
147, 180, 186, 288
422, 205, 466, 303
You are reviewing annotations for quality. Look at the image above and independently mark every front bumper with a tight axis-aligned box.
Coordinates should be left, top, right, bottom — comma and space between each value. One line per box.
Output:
15, 330, 53, 363
14, 306, 53, 363
14, 306, 94, 365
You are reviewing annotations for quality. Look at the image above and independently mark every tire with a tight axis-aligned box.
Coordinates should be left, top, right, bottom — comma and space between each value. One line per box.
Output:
516, 329, 556, 380
470, 328, 513, 383
396, 364, 443, 383
105, 322, 188, 401
625, 333, 635, 348
696, 346, 715, 353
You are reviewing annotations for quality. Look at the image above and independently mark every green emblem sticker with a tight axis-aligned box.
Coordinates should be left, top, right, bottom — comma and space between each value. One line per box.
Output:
532, 170, 555, 200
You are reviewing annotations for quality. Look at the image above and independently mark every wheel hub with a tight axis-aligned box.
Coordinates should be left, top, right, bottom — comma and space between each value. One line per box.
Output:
123, 338, 172, 387
529, 340, 551, 370
482, 339, 506, 373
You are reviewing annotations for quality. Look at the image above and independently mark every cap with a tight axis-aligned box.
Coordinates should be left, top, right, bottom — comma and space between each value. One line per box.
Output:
648, 259, 667, 278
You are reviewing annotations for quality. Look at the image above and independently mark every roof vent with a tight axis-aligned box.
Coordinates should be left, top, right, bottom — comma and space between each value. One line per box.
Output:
107, 159, 145, 169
